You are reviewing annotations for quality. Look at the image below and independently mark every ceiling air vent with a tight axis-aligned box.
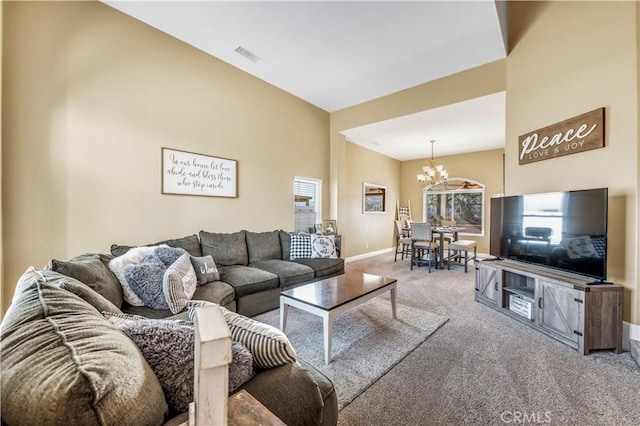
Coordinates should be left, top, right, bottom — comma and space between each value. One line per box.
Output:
234, 46, 261, 63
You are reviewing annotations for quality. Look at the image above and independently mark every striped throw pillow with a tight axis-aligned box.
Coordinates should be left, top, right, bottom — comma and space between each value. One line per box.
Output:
224, 309, 297, 369
163, 253, 197, 314
186, 300, 297, 369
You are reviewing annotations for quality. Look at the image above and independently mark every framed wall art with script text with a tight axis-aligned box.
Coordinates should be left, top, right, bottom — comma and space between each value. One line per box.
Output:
161, 147, 238, 197
518, 108, 604, 165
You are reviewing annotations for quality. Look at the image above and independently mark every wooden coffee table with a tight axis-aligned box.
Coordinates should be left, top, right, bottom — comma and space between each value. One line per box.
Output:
279, 272, 397, 364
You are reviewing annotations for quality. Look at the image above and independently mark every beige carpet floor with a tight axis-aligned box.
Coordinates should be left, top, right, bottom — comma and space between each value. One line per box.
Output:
256, 295, 447, 409
336, 253, 640, 426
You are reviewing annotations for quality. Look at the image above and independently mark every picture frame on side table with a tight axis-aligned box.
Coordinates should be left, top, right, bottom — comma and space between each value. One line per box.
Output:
315, 223, 324, 234
324, 220, 337, 235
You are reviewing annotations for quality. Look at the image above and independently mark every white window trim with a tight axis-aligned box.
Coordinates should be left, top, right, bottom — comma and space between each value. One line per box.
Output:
422, 180, 485, 237
294, 176, 323, 227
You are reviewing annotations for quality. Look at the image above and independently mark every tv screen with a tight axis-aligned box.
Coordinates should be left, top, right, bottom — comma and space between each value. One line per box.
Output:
490, 188, 608, 281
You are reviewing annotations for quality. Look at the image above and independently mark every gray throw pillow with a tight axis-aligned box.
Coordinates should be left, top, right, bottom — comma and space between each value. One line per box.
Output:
116, 316, 254, 414
118, 319, 194, 414
16, 267, 123, 315
48, 253, 124, 308
229, 342, 255, 392
155, 246, 187, 267
109, 245, 168, 306
124, 254, 169, 310
190, 255, 220, 285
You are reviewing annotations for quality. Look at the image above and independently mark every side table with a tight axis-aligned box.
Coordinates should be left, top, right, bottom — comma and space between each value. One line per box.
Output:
228, 390, 286, 425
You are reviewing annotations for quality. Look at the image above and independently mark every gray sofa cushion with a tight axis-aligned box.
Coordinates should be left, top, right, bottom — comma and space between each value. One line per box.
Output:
250, 259, 315, 287
218, 265, 279, 297
199, 230, 248, 266
1, 273, 168, 426
293, 258, 345, 279
193, 281, 235, 307
111, 234, 202, 257
279, 230, 292, 259
48, 253, 124, 308
246, 230, 281, 263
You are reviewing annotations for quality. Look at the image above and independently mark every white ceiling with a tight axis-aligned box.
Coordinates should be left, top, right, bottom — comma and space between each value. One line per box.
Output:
103, 1, 507, 160
342, 91, 506, 161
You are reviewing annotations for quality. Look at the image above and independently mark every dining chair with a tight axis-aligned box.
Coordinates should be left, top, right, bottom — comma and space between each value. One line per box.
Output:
410, 223, 439, 272
447, 239, 477, 272
394, 220, 412, 261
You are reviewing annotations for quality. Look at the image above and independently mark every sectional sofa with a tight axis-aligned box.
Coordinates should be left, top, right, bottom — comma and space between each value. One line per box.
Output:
1, 229, 343, 425
112, 229, 344, 318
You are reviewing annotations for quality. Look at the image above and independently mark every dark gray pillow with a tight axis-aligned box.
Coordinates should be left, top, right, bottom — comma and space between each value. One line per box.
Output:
18, 267, 122, 315
124, 254, 169, 310
190, 255, 220, 285
199, 230, 248, 266
48, 253, 123, 308
111, 234, 202, 257
155, 246, 187, 266
246, 230, 281, 263
57, 278, 124, 315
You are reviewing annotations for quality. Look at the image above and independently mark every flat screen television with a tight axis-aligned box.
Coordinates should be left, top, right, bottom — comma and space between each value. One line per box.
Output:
490, 188, 608, 282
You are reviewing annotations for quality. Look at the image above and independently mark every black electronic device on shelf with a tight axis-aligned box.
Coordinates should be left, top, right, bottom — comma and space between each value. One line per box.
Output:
489, 188, 608, 281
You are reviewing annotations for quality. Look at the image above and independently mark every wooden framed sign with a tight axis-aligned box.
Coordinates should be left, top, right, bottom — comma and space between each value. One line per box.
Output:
518, 107, 604, 165
162, 147, 237, 197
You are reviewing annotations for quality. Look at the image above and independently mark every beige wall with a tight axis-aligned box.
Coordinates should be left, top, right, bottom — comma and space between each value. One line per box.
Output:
401, 149, 504, 255
1, 1, 330, 314
344, 142, 400, 257
506, 1, 639, 323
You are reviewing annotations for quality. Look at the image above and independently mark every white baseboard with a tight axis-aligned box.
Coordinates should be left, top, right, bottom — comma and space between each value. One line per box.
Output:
345, 247, 394, 263
623, 321, 640, 351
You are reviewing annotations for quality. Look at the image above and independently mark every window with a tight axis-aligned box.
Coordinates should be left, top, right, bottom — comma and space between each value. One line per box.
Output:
294, 177, 322, 233
424, 178, 485, 236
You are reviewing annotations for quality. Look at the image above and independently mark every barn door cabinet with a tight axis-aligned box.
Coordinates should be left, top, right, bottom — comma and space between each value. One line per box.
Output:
475, 259, 623, 355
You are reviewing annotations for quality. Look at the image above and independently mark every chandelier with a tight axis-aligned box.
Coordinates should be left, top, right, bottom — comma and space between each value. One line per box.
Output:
416, 140, 448, 189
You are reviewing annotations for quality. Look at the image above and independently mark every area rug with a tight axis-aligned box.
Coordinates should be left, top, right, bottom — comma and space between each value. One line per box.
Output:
255, 296, 448, 409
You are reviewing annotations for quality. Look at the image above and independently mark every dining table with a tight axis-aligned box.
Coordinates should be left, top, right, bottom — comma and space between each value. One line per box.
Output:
432, 226, 464, 269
